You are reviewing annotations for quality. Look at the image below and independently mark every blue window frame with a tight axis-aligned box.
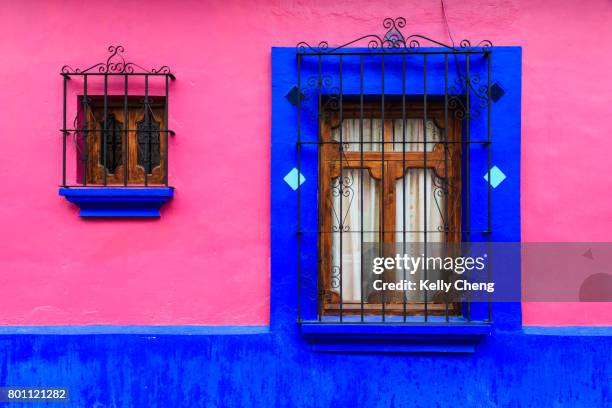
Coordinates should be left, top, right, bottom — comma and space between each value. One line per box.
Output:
271, 22, 521, 352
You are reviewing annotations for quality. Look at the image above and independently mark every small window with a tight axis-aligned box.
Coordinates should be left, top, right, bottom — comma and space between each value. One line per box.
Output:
319, 101, 462, 317
60, 45, 175, 188
59, 46, 175, 217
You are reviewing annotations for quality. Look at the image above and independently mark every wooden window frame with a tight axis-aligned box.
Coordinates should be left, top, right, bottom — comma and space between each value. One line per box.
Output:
77, 96, 167, 185
318, 101, 462, 316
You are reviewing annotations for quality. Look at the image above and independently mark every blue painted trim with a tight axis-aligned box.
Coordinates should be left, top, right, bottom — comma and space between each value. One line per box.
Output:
301, 323, 492, 336
271, 47, 523, 341
301, 323, 491, 353
0, 325, 270, 335
523, 326, 612, 336
58, 187, 174, 217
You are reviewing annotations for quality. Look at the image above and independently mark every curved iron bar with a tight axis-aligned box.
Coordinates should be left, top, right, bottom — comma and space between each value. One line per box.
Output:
448, 74, 489, 120
296, 17, 493, 53
299, 74, 341, 121
61, 45, 174, 76
335, 145, 359, 232
71, 97, 94, 154
331, 266, 341, 289
431, 171, 449, 230
331, 173, 355, 233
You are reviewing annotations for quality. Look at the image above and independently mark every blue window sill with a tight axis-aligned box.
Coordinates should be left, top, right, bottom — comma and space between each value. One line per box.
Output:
300, 321, 492, 354
59, 187, 174, 217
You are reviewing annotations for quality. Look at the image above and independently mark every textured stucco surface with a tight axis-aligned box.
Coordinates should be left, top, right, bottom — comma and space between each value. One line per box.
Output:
0, 0, 611, 325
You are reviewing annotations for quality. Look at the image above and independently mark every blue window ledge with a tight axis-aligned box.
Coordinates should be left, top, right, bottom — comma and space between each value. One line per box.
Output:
300, 321, 492, 354
59, 187, 174, 217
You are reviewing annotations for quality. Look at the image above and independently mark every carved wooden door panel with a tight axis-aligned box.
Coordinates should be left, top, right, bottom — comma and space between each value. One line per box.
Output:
79, 102, 166, 185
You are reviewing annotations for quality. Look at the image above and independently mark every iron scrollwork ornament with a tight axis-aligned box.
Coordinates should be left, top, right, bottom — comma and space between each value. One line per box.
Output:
331, 173, 355, 233
448, 74, 489, 120
296, 17, 493, 53
296, 18, 492, 120
61, 45, 173, 77
298, 74, 341, 121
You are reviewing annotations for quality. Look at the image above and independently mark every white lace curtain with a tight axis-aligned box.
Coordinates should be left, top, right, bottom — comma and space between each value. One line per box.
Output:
331, 118, 445, 302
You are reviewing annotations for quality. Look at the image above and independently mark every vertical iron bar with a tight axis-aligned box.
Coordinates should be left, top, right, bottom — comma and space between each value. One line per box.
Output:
62, 76, 67, 186
359, 55, 364, 322
123, 75, 129, 186
466, 55, 471, 321
103, 75, 108, 186
317, 55, 322, 322
381, 53, 385, 322
297, 54, 302, 322
314, 58, 323, 323
82, 75, 88, 186
423, 54, 428, 322
487, 52, 492, 322
444, 54, 450, 322
402, 54, 407, 322
338, 55, 343, 322
111, 107, 116, 176
164, 75, 169, 186
144, 75, 149, 186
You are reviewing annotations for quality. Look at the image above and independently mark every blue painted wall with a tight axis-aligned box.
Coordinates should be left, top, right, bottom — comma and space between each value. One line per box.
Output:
0, 329, 611, 406
0, 47, 610, 407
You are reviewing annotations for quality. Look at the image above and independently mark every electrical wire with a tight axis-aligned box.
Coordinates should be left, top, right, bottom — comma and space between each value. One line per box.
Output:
441, 0, 456, 47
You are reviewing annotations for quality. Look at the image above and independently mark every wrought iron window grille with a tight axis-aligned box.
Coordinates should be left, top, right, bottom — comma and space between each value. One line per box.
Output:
60, 45, 175, 188
295, 18, 494, 325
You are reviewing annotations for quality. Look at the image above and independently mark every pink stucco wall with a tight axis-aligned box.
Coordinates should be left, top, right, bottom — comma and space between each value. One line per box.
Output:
0, 0, 610, 325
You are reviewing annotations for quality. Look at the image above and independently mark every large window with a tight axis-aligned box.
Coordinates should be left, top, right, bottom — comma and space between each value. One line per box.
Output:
291, 18, 501, 327
319, 102, 462, 316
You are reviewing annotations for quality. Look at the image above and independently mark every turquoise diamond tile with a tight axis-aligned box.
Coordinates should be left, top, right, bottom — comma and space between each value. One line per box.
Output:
284, 168, 306, 191
483, 165, 506, 188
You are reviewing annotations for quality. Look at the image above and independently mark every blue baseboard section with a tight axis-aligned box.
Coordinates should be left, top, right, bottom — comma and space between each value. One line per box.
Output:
58, 187, 174, 217
0, 327, 610, 406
